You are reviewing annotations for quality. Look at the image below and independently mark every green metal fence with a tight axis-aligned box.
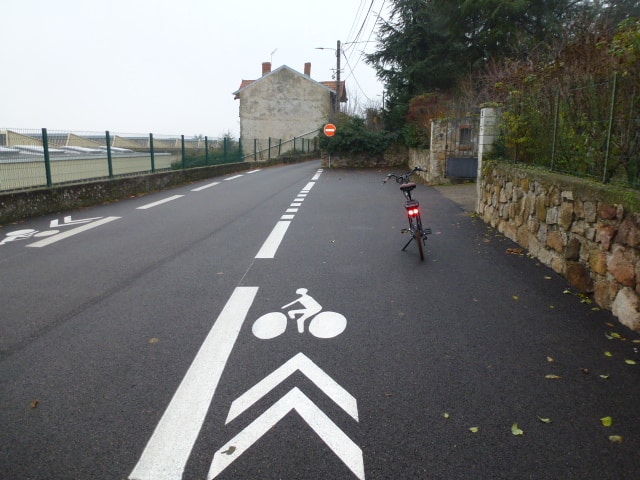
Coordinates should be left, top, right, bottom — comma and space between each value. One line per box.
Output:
497, 72, 640, 189
0, 128, 240, 192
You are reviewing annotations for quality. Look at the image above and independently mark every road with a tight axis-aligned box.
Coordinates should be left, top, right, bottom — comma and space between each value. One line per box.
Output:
1, 160, 639, 479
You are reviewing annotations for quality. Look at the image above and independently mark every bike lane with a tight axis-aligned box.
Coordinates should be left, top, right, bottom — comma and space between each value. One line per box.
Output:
132, 166, 640, 479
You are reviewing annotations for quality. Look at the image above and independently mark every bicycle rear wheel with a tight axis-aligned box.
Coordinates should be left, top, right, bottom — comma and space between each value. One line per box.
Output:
415, 228, 424, 261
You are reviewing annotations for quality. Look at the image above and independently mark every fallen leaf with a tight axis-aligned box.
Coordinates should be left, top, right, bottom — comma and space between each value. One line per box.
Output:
624, 359, 637, 365
30, 400, 39, 409
511, 423, 524, 436
609, 435, 624, 443
599, 374, 610, 379
549, 305, 555, 309
547, 356, 555, 363
221, 446, 236, 455
632, 340, 640, 344
149, 337, 160, 344
544, 276, 552, 280
601, 416, 613, 427
537, 416, 552, 424
469, 427, 479, 433
383, 392, 396, 397
605, 351, 613, 357
581, 368, 590, 375
545, 374, 562, 379
513, 295, 519, 300
563, 289, 572, 294
443, 412, 450, 419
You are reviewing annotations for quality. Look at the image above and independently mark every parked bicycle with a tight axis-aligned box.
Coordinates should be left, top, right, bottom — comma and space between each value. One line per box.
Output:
383, 166, 432, 261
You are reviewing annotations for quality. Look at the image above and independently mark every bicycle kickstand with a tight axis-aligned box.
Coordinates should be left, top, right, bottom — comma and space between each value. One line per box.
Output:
401, 235, 414, 252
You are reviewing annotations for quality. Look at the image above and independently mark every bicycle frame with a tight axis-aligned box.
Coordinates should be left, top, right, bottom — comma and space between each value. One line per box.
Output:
383, 167, 432, 261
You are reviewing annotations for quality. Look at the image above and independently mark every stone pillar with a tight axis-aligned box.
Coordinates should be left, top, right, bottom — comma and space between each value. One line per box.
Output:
477, 108, 500, 213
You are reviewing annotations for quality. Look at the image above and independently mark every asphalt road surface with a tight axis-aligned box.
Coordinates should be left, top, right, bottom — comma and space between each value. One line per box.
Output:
1, 160, 639, 479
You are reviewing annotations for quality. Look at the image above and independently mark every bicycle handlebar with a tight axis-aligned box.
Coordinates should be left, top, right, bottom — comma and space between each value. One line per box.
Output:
383, 166, 425, 184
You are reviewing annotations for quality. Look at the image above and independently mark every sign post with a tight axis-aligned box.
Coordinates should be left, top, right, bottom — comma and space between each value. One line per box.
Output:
323, 124, 336, 168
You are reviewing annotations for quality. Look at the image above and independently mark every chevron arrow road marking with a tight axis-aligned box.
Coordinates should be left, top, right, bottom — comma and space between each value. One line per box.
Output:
226, 352, 358, 423
209, 387, 365, 480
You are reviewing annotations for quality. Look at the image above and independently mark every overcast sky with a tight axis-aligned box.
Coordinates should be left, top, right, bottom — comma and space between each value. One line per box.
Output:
2, 0, 387, 138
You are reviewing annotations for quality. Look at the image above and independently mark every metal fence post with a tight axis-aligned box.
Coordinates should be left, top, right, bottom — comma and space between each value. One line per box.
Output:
41, 128, 53, 187
550, 91, 560, 172
149, 133, 156, 172
205, 136, 210, 165
603, 72, 618, 183
254, 139, 257, 161
268, 137, 272, 159
181, 135, 186, 169
278, 139, 282, 156
105, 131, 114, 178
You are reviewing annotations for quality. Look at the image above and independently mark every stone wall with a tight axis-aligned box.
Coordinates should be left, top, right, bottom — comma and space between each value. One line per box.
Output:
479, 162, 640, 331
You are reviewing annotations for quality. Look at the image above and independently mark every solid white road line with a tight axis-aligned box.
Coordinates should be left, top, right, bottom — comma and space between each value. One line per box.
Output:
136, 195, 184, 210
255, 221, 290, 259
129, 286, 259, 480
26, 217, 121, 248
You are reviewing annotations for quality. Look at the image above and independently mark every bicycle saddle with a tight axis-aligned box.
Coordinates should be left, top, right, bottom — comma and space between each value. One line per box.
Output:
400, 182, 416, 191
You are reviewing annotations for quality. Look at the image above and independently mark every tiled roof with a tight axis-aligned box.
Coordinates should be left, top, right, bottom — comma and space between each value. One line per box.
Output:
234, 68, 346, 102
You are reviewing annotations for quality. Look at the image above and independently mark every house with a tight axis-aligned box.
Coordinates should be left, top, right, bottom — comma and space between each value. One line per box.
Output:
233, 62, 346, 159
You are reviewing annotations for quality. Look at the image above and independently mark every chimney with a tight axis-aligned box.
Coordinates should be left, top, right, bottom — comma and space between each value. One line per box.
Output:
304, 62, 311, 77
262, 62, 271, 76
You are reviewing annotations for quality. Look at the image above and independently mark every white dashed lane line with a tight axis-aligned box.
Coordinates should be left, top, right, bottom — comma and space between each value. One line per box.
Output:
255, 169, 323, 259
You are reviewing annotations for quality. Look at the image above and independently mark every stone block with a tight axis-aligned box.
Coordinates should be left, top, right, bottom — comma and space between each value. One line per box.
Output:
584, 201, 597, 223
598, 202, 618, 221
589, 249, 608, 276
558, 201, 574, 231
566, 262, 594, 292
596, 224, 617, 251
565, 237, 581, 261
547, 229, 565, 253
575, 199, 585, 219
612, 287, 640, 332
546, 206, 559, 225
594, 278, 619, 310
607, 244, 637, 287
551, 255, 566, 274
616, 213, 640, 248
536, 195, 548, 222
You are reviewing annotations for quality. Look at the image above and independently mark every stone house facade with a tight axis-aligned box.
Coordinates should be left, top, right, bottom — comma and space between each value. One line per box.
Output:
233, 62, 346, 156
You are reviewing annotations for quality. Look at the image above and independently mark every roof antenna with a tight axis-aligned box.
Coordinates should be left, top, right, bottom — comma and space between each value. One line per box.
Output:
270, 48, 278, 64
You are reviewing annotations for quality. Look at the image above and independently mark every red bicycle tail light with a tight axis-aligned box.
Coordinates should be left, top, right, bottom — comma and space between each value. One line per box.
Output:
408, 207, 419, 217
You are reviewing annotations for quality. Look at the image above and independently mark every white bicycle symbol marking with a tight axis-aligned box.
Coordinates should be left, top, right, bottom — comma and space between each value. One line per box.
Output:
252, 288, 347, 340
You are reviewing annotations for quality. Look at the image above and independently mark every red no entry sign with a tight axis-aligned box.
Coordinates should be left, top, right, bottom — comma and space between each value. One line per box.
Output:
323, 123, 337, 137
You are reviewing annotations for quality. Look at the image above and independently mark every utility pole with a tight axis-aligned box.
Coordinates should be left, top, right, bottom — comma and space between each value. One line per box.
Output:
335, 40, 341, 114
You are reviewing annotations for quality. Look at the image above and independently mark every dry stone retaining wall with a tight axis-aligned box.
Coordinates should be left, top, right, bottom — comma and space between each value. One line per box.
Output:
479, 162, 640, 332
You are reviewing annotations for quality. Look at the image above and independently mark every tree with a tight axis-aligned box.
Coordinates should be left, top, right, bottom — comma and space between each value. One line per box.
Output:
367, 0, 579, 131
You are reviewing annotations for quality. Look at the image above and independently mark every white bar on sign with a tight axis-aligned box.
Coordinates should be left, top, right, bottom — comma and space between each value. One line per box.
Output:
26, 217, 121, 248
137, 195, 184, 210
255, 221, 290, 259
129, 286, 259, 480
